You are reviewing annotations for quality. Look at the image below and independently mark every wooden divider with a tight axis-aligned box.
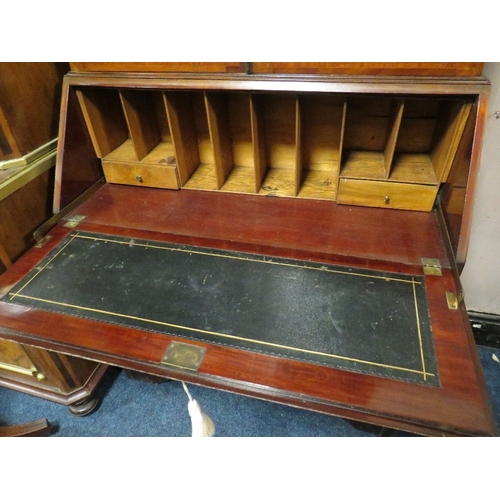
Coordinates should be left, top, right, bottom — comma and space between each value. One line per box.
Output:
163, 91, 199, 186
76, 88, 128, 158
389, 97, 442, 185
337, 96, 473, 210
250, 94, 267, 192
383, 99, 405, 178
431, 100, 473, 183
180, 92, 217, 191
297, 94, 346, 200
216, 93, 257, 194
205, 92, 233, 189
341, 96, 398, 181
74, 87, 474, 211
119, 90, 161, 160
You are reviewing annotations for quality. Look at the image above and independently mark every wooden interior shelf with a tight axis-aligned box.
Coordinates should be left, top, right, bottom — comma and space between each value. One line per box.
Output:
74, 86, 474, 212
77, 88, 179, 189
337, 95, 472, 210
341, 96, 404, 180
389, 154, 437, 185
340, 96, 471, 182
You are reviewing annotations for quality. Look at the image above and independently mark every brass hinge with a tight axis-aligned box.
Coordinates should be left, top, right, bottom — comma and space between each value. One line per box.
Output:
63, 215, 86, 229
446, 291, 464, 310
33, 178, 104, 244
34, 214, 85, 245
422, 258, 442, 276
34, 235, 52, 248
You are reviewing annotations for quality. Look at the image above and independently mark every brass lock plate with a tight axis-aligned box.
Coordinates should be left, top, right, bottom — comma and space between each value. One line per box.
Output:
160, 342, 206, 371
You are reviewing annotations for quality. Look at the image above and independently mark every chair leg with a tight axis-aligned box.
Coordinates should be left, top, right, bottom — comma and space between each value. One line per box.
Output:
0, 418, 51, 437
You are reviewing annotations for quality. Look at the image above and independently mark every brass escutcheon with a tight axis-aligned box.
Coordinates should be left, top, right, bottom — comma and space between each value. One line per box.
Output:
161, 342, 206, 371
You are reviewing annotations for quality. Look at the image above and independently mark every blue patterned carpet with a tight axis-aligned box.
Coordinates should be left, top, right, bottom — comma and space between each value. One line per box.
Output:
1, 345, 499, 437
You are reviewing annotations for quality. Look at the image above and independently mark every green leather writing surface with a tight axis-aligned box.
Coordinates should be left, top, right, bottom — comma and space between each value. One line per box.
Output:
4, 232, 439, 386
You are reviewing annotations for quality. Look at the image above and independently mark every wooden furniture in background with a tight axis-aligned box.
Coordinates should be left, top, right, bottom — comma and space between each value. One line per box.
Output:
0, 243, 11, 271
0, 62, 108, 416
67, 62, 484, 77
69, 62, 247, 73
251, 62, 484, 76
0, 63, 68, 161
0, 62, 69, 262
0, 418, 51, 437
0, 64, 494, 436
0, 166, 54, 263
0, 192, 107, 416
0, 335, 106, 416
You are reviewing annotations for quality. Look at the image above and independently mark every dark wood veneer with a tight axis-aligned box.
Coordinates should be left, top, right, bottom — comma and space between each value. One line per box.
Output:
0, 186, 495, 436
0, 70, 494, 436
73, 184, 451, 268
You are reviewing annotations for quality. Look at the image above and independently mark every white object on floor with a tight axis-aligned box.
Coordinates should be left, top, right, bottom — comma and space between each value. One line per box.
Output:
182, 381, 215, 437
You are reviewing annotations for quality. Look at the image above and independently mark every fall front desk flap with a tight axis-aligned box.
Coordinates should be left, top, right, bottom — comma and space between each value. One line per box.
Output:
3, 231, 439, 387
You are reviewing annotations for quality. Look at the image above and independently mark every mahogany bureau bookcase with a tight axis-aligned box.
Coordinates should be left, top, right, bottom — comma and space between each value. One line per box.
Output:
0, 63, 496, 436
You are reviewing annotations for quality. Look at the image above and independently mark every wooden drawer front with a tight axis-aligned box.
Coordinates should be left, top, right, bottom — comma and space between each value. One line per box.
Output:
337, 178, 439, 211
69, 62, 245, 73
251, 62, 484, 77
102, 161, 179, 189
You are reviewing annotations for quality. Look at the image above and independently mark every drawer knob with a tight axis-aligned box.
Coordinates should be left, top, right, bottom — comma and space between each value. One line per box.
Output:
136, 175, 144, 183
384, 196, 390, 205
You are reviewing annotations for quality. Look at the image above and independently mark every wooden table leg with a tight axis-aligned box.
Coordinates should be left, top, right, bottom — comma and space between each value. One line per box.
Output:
0, 418, 51, 437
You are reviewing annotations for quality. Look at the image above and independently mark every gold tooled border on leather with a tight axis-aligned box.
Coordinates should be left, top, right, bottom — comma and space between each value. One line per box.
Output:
6, 232, 437, 384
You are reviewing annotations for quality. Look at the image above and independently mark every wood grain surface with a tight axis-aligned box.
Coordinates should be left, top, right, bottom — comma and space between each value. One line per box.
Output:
0, 185, 495, 436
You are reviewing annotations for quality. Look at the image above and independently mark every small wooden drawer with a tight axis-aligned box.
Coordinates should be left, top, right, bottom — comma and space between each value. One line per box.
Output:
102, 161, 180, 189
337, 178, 439, 211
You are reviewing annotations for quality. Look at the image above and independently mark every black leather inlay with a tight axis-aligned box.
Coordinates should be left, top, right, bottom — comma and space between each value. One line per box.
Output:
3, 231, 440, 386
